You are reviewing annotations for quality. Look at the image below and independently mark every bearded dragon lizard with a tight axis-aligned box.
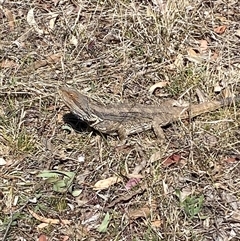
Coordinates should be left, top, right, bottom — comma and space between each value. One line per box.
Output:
59, 86, 238, 139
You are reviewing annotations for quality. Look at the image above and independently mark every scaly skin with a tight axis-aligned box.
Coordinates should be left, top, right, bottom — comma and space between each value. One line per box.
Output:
59, 86, 238, 138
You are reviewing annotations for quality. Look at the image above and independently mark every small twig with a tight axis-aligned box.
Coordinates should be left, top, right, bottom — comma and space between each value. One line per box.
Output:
2, 202, 29, 241
2, 213, 13, 241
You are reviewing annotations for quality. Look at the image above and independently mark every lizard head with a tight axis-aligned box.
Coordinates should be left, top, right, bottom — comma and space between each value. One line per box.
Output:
59, 87, 99, 123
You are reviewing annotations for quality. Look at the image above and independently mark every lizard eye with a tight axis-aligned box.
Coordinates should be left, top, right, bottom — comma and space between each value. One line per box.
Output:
70, 92, 77, 99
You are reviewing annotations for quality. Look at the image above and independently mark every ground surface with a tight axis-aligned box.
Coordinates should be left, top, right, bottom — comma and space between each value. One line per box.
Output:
0, 0, 240, 240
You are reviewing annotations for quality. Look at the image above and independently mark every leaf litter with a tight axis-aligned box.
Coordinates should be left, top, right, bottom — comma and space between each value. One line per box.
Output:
1, 0, 240, 240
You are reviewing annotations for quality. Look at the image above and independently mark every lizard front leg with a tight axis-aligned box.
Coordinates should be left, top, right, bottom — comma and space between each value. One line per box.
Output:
92, 120, 127, 139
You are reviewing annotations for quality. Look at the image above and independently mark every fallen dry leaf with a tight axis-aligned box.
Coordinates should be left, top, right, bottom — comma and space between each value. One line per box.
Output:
107, 184, 147, 208
3, 8, 15, 31
151, 220, 162, 228
162, 153, 181, 167
230, 211, 240, 222
29, 209, 71, 225
49, 13, 59, 30
70, 35, 78, 46
225, 157, 238, 163
128, 206, 151, 220
162, 179, 168, 195
127, 173, 144, 179
114, 144, 132, 153
149, 81, 168, 94
222, 87, 234, 98
215, 15, 227, 22
0, 59, 18, 68
186, 48, 203, 64
199, 40, 208, 52
12, 29, 32, 48
213, 83, 223, 93
178, 187, 193, 202
62, 236, 70, 241
93, 176, 122, 190
150, 150, 162, 163
214, 25, 227, 34
38, 234, 47, 241
195, 88, 206, 103
37, 223, 49, 229
27, 53, 61, 71
132, 160, 146, 175
168, 54, 184, 70
0, 157, 6, 166
236, 29, 240, 38
26, 8, 35, 24
52, 0, 60, 6
128, 202, 157, 221
210, 51, 219, 61
27, 8, 44, 35
125, 178, 141, 190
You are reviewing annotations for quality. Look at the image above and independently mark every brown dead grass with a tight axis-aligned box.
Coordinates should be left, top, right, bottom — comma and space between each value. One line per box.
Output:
0, 0, 240, 240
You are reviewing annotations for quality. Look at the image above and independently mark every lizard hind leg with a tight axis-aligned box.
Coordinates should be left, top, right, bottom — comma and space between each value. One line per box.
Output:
117, 125, 127, 140
152, 119, 166, 141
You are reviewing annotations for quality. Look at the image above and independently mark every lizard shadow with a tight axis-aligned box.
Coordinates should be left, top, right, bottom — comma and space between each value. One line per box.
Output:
62, 112, 101, 136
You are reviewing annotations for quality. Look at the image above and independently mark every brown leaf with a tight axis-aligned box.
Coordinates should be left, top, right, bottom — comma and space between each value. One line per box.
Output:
107, 184, 147, 208
125, 178, 141, 190
37, 223, 49, 229
62, 236, 70, 241
230, 211, 240, 221
128, 203, 157, 220
150, 150, 162, 163
52, 0, 60, 6
187, 48, 203, 64
222, 87, 234, 98
214, 25, 227, 34
168, 54, 184, 70
127, 173, 144, 179
0, 59, 18, 68
128, 206, 151, 220
114, 144, 132, 153
27, 53, 61, 71
3, 8, 15, 31
225, 157, 237, 163
132, 160, 146, 175
38, 234, 47, 241
199, 40, 208, 52
162, 153, 181, 167
151, 220, 162, 228
210, 51, 219, 61
29, 209, 71, 225
93, 176, 122, 190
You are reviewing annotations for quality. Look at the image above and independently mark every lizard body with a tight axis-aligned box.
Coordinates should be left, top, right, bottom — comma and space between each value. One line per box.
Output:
59, 86, 238, 139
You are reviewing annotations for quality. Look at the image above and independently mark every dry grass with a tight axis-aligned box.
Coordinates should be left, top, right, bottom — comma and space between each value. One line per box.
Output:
0, 0, 240, 240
